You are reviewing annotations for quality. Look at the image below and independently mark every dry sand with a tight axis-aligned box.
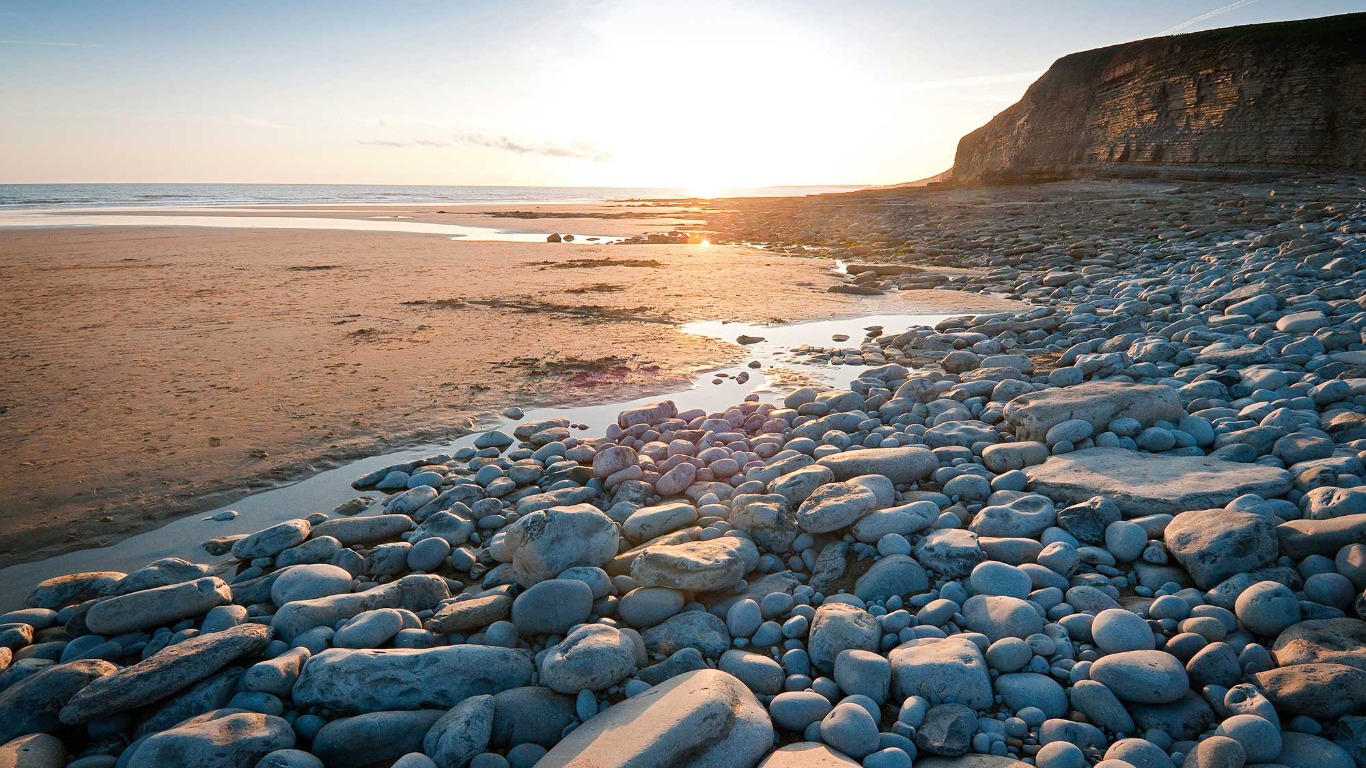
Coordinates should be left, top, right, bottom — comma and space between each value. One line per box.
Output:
0, 210, 1023, 567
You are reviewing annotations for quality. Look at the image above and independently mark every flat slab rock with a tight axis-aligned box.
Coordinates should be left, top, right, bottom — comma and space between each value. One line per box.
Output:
536, 669, 773, 768
1027, 447, 1292, 516
1002, 382, 1186, 442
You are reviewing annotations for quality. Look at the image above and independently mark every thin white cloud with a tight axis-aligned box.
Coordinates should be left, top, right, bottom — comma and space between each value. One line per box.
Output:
359, 132, 612, 162
0, 38, 107, 48
1160, 0, 1261, 35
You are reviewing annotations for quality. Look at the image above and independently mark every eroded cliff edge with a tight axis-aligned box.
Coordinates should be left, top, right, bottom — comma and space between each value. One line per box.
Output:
951, 13, 1366, 184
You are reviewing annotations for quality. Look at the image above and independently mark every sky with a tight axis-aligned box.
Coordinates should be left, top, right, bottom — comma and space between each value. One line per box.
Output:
2, 0, 1364, 190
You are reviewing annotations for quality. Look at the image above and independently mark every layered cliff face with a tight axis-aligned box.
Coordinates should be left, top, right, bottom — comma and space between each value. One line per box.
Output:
951, 13, 1366, 184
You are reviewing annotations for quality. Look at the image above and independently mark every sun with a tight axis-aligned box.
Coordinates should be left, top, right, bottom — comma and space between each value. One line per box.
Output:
685, 183, 727, 200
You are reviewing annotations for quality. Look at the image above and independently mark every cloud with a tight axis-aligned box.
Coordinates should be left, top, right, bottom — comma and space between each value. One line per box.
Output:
358, 132, 612, 161
1160, 0, 1261, 35
0, 38, 108, 48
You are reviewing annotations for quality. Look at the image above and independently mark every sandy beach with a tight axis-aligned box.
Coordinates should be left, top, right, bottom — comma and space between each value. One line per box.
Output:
0, 208, 1023, 567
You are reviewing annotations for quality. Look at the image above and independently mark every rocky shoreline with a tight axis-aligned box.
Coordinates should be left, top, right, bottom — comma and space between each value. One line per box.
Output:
2, 176, 1366, 768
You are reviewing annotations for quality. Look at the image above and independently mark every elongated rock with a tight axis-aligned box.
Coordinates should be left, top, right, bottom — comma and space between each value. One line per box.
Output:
537, 669, 773, 768
292, 645, 534, 713
816, 446, 938, 484
85, 576, 232, 635
60, 623, 272, 725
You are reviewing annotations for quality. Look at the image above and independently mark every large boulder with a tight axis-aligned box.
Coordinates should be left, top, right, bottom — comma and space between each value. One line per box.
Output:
1272, 618, 1366, 671
1003, 382, 1186, 442
1165, 509, 1278, 590
631, 538, 750, 593
890, 637, 993, 709
1253, 663, 1366, 719
1028, 448, 1291, 516
498, 503, 620, 587
292, 646, 534, 714
536, 669, 773, 768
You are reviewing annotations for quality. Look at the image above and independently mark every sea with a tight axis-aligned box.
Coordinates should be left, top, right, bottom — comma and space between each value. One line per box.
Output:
0, 183, 867, 210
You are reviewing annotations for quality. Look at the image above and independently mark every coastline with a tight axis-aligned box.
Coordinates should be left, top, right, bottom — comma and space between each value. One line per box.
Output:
0, 210, 1024, 568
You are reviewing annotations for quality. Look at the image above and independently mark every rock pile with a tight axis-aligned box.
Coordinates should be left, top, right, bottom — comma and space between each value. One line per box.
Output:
1, 178, 1365, 768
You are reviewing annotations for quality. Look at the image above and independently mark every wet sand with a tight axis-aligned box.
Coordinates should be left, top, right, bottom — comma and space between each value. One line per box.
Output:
0, 215, 1023, 567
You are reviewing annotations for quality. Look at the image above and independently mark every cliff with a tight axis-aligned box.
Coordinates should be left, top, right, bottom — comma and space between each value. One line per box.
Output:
950, 13, 1366, 184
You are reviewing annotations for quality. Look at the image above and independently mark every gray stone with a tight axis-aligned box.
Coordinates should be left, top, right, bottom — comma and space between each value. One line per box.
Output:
427, 593, 511, 635
914, 529, 985, 579
536, 669, 772, 768
25, 572, 123, 610
890, 637, 993, 709
271, 574, 448, 642
85, 576, 231, 635
796, 481, 879, 533
963, 595, 1043, 642
539, 624, 637, 694
292, 645, 534, 714
232, 519, 311, 560
1003, 382, 1186, 442
60, 623, 272, 725
270, 564, 354, 606
758, 743, 859, 767
854, 554, 929, 602
641, 611, 731, 660
1028, 448, 1292, 516
1165, 509, 1278, 589
916, 703, 976, 756
1088, 650, 1190, 704
816, 446, 938, 484
0, 659, 116, 742
808, 603, 880, 674
123, 708, 294, 768
1272, 618, 1366, 671
312, 710, 444, 768
631, 538, 749, 593
1253, 662, 1366, 719
499, 504, 620, 587
511, 579, 593, 635
423, 695, 495, 768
